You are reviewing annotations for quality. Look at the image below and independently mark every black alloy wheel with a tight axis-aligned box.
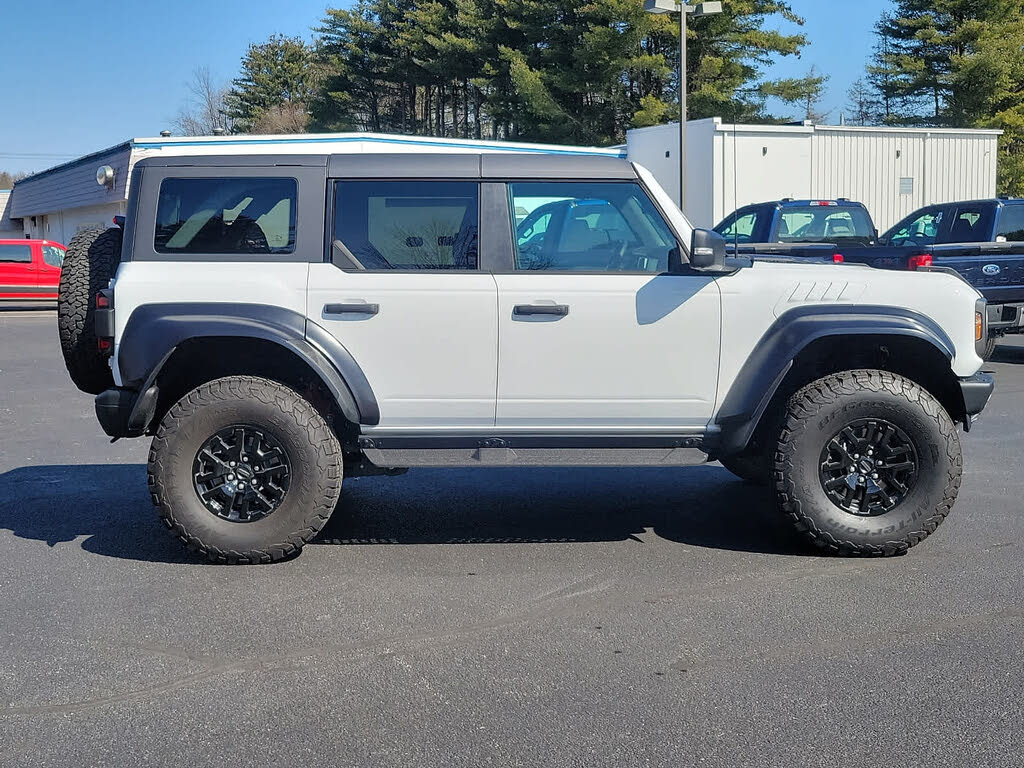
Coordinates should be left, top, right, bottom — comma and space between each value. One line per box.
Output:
192, 424, 291, 522
818, 418, 919, 517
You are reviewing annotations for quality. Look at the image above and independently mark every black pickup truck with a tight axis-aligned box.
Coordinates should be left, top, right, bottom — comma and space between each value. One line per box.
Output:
715, 197, 1024, 356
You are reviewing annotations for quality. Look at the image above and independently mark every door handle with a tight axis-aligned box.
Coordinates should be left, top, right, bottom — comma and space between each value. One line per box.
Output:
324, 302, 379, 316
513, 304, 569, 317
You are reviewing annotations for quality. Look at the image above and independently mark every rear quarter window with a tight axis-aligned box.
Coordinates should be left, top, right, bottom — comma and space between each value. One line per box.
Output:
154, 177, 297, 255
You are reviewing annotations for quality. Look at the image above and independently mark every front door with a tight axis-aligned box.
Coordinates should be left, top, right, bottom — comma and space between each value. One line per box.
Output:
308, 179, 497, 430
495, 180, 722, 429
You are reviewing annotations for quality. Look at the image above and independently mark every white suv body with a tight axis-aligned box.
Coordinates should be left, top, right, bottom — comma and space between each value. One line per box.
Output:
57, 152, 993, 562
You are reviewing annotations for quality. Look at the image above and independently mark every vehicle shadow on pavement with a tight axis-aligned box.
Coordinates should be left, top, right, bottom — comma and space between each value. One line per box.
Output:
321, 465, 809, 556
991, 343, 1024, 364
0, 463, 809, 561
0, 464, 191, 564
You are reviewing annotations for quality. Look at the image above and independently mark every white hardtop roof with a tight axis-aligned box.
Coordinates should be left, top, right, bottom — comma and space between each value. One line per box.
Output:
129, 132, 626, 158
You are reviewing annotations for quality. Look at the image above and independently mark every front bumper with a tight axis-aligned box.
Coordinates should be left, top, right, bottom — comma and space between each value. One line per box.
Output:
959, 372, 994, 429
95, 386, 158, 438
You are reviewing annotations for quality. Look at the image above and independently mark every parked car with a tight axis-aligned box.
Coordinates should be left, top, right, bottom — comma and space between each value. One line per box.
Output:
55, 153, 991, 563
715, 198, 1024, 357
0, 238, 65, 300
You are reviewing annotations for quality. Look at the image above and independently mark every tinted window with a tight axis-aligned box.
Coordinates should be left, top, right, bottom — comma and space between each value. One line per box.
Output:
940, 205, 995, 244
510, 182, 676, 272
0, 244, 32, 263
776, 206, 874, 244
155, 178, 296, 254
886, 209, 942, 247
332, 181, 478, 270
715, 210, 761, 243
42, 246, 65, 267
996, 204, 1024, 242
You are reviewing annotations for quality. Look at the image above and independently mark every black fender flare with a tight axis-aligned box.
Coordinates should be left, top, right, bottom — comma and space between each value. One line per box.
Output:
117, 302, 380, 427
711, 305, 957, 456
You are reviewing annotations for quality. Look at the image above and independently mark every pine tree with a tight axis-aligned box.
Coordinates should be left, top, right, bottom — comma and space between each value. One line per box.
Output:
225, 35, 318, 133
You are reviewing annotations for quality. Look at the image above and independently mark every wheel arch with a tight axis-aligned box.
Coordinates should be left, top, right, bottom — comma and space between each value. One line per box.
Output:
117, 303, 379, 434
712, 305, 965, 457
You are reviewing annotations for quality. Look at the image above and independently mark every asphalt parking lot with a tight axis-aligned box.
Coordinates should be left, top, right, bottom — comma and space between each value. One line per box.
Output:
1, 309, 1023, 767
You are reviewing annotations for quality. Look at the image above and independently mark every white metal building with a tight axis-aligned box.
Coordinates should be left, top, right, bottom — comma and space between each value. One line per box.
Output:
627, 118, 1002, 231
7, 133, 624, 245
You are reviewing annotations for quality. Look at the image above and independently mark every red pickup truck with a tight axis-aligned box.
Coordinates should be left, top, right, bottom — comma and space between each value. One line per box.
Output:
0, 239, 65, 300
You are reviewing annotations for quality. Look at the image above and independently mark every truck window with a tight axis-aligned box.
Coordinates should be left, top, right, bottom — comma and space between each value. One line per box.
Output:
509, 181, 675, 272
332, 180, 478, 270
0, 244, 32, 263
155, 178, 297, 255
777, 206, 874, 244
716, 210, 761, 244
42, 245, 65, 267
941, 204, 996, 244
995, 204, 1024, 242
886, 209, 942, 247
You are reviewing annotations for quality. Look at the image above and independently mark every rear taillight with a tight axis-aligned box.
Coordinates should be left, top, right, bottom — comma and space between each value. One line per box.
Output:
908, 254, 933, 270
95, 289, 114, 356
95, 291, 110, 309
832, 253, 845, 263
97, 338, 112, 353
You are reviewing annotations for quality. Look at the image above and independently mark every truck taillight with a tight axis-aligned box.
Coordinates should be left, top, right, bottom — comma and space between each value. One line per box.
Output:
908, 254, 933, 270
832, 253, 844, 263
95, 292, 110, 309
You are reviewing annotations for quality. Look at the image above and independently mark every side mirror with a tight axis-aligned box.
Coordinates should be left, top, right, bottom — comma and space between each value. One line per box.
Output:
689, 228, 727, 271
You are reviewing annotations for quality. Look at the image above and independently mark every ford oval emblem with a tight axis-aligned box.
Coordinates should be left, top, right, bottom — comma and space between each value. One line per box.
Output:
983, 264, 1001, 275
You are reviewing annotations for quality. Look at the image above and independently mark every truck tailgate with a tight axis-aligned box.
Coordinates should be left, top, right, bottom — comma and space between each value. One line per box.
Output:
933, 244, 1024, 304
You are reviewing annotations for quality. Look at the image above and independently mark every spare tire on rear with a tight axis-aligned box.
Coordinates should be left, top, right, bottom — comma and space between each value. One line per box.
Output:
58, 227, 122, 394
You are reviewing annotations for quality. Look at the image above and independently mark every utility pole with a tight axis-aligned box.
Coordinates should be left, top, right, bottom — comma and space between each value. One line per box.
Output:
643, 1, 722, 214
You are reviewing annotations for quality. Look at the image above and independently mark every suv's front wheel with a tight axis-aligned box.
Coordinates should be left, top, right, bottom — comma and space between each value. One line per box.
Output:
774, 370, 962, 556
148, 376, 343, 563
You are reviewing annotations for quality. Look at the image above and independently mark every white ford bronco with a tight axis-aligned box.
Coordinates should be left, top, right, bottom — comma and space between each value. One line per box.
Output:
56, 152, 994, 563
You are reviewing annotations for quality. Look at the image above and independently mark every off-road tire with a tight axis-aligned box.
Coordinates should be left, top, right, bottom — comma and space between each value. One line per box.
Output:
774, 369, 961, 556
719, 451, 770, 485
982, 335, 998, 361
57, 227, 121, 394
148, 376, 343, 563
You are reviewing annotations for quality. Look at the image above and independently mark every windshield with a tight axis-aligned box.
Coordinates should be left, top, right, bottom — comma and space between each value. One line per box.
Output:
776, 206, 874, 245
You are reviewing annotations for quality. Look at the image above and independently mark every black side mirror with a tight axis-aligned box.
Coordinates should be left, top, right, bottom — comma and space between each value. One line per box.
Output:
689, 228, 727, 271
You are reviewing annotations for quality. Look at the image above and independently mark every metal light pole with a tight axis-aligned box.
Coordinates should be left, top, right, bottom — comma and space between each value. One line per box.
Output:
643, 0, 722, 214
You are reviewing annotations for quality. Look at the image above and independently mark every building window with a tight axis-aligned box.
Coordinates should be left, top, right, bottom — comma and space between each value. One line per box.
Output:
155, 178, 296, 255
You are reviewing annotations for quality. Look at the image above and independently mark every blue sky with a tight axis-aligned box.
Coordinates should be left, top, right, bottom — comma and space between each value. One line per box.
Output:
1, 0, 891, 175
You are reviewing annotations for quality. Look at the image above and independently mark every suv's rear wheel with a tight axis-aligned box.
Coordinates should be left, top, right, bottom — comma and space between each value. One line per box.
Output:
148, 376, 343, 563
57, 227, 121, 394
774, 370, 961, 556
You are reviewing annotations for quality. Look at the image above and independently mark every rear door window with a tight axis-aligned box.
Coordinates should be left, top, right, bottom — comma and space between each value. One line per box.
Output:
42, 246, 65, 267
940, 204, 995, 244
0, 244, 32, 263
995, 204, 1024, 242
154, 178, 296, 254
332, 180, 478, 270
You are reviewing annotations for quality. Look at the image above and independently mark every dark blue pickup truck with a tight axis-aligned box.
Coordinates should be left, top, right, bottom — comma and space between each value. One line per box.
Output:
715, 197, 1024, 356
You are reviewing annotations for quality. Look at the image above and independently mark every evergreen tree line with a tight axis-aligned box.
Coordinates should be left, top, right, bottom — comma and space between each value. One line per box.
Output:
846, 0, 1024, 194
186, 0, 819, 148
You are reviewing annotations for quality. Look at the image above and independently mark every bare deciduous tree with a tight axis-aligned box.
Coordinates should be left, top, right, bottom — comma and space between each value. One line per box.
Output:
172, 67, 234, 136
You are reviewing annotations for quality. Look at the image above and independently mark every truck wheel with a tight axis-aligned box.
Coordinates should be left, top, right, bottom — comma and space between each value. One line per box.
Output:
57, 227, 121, 394
982, 335, 998, 361
719, 451, 769, 485
773, 370, 961, 556
148, 376, 343, 563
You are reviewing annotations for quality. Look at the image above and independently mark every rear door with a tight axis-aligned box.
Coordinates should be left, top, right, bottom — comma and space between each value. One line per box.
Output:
37, 244, 65, 297
307, 177, 498, 429
494, 179, 721, 430
0, 243, 36, 298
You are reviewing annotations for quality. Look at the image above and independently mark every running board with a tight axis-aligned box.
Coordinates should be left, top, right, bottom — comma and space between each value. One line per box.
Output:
358, 434, 709, 468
